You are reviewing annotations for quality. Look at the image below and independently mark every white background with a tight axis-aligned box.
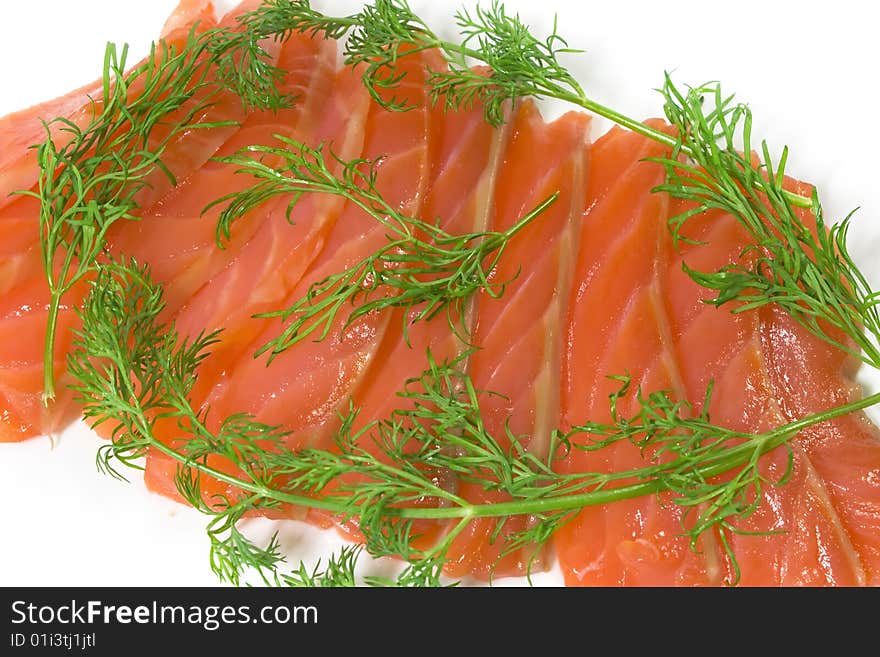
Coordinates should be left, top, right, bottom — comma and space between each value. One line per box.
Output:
0, 0, 878, 586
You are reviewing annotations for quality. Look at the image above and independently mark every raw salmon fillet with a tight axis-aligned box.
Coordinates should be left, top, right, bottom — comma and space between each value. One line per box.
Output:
555, 125, 880, 586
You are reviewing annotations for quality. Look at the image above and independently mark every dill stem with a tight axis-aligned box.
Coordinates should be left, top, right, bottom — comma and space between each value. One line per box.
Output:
143, 387, 880, 523
401, 386, 880, 520
41, 297, 60, 403
147, 439, 349, 514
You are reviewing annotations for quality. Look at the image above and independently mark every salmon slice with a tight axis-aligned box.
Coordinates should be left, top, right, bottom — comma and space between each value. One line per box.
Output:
143, 51, 437, 504
339, 94, 506, 436
89, 32, 343, 453
552, 124, 723, 585
0, 0, 284, 271
161, 0, 216, 37
303, 73, 512, 549
761, 305, 880, 584
107, 31, 337, 321
441, 102, 589, 580
163, 46, 358, 398
131, 0, 296, 211
0, 0, 226, 295
0, 0, 250, 442
0, 0, 253, 290
0, 253, 85, 441
662, 199, 876, 585
0, 196, 42, 285
0, 79, 102, 212
556, 126, 880, 586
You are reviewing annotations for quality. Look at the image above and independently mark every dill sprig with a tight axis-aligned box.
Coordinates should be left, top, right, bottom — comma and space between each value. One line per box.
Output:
654, 77, 880, 369
68, 260, 880, 585
282, 545, 362, 587
208, 137, 557, 360
28, 17, 295, 403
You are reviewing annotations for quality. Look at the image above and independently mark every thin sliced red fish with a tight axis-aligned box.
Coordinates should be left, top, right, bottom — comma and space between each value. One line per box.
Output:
107, 31, 336, 321
133, 0, 285, 210
0, 0, 248, 295
662, 193, 877, 586
3, 0, 877, 585
143, 51, 437, 504
557, 126, 880, 586
442, 102, 590, 580
554, 124, 724, 585
163, 42, 356, 398
340, 96, 507, 436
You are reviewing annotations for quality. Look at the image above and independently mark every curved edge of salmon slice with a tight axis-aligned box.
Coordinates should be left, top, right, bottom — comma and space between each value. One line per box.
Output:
662, 208, 871, 586
302, 67, 517, 552
161, 0, 215, 37
0, 261, 87, 442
